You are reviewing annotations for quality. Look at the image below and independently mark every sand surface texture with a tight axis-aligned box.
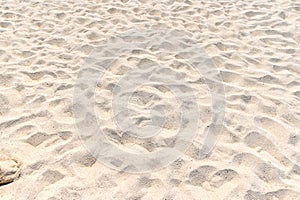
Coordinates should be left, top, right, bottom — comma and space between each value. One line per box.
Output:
0, 0, 300, 199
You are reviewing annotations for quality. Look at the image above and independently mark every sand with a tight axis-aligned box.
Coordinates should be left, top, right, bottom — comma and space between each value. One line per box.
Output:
0, 0, 300, 199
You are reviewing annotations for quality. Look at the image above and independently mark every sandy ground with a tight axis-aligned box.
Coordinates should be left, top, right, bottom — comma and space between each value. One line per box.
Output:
0, 0, 300, 199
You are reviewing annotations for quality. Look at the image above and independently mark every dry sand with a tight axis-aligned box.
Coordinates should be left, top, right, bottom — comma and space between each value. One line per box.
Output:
0, 0, 300, 199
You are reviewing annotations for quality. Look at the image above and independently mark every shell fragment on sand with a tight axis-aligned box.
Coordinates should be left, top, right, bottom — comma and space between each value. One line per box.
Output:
0, 158, 21, 186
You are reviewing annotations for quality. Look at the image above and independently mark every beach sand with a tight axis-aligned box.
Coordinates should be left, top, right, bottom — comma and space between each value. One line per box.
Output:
0, 0, 300, 199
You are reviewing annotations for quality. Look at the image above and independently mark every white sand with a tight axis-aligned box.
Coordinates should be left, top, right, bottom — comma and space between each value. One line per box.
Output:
0, 0, 300, 199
